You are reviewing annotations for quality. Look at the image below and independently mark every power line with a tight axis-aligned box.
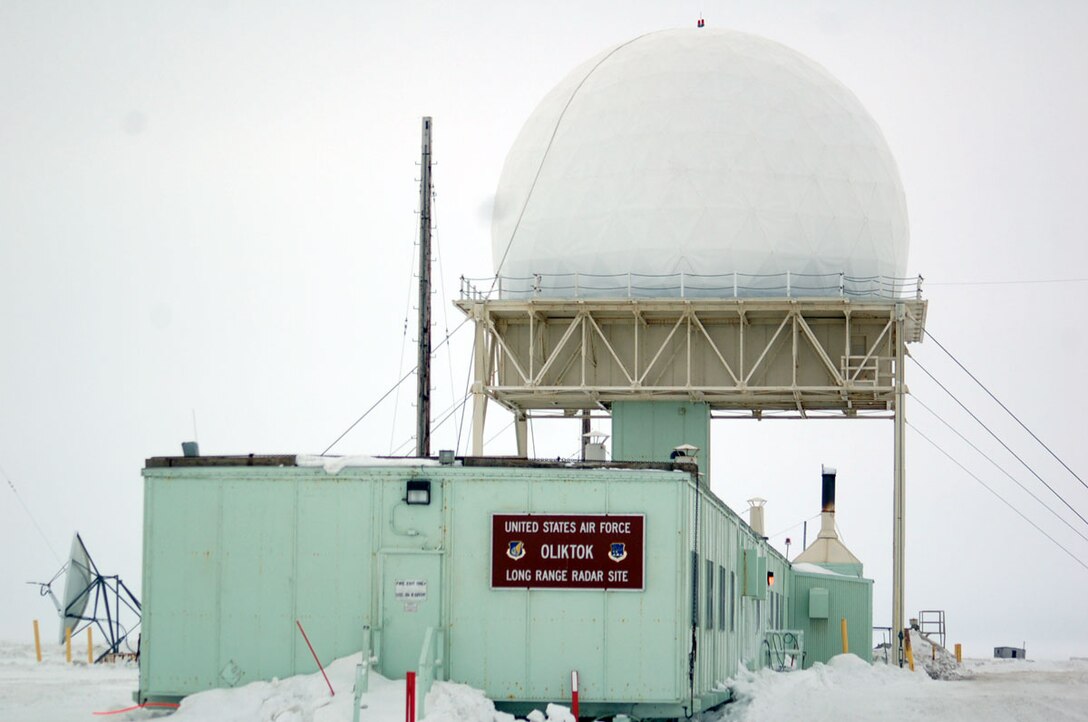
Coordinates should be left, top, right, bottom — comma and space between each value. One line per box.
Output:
911, 356, 1088, 531
486, 419, 516, 447
388, 209, 421, 453
529, 414, 537, 458
429, 183, 459, 429
454, 323, 475, 456
323, 367, 417, 455
1, 461, 62, 564
925, 329, 1087, 494
910, 423, 1088, 574
927, 277, 1088, 287
765, 512, 821, 540
913, 396, 1088, 545
391, 391, 471, 455
391, 391, 472, 456
322, 315, 471, 455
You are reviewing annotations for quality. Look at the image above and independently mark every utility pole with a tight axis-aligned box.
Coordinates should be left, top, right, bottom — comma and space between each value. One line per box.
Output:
416, 117, 433, 458
892, 303, 907, 665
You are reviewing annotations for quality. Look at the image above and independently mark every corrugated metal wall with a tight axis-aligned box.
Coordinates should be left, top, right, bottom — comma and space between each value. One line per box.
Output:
445, 469, 689, 708
612, 400, 712, 477
684, 483, 791, 695
790, 570, 873, 667
140, 469, 378, 696
140, 461, 818, 715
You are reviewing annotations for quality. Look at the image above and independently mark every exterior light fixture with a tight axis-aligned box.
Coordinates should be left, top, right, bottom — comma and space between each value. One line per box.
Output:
767, 571, 776, 587
406, 480, 431, 506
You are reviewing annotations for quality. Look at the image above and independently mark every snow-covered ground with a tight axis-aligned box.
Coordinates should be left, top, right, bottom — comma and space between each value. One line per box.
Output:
3, 641, 1088, 722
712, 654, 1088, 721
0, 641, 143, 721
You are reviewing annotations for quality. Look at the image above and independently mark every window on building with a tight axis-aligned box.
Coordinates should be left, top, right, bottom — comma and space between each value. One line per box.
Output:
719, 565, 727, 631
730, 571, 736, 631
691, 551, 699, 627
705, 560, 714, 629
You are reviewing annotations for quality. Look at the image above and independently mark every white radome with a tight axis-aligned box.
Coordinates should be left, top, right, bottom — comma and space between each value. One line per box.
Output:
491, 28, 909, 297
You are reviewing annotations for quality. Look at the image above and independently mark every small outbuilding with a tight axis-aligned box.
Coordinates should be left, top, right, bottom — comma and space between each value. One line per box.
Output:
994, 646, 1027, 659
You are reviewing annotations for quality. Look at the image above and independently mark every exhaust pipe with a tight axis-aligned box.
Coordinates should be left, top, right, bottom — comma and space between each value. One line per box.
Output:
822, 466, 836, 513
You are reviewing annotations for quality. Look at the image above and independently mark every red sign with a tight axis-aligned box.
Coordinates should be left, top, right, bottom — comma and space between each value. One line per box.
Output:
491, 513, 645, 590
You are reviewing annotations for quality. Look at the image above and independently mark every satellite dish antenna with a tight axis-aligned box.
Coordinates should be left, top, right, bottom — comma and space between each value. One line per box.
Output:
59, 533, 95, 643
30, 532, 141, 662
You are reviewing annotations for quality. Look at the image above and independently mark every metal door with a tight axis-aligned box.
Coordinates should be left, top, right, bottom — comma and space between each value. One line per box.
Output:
379, 551, 442, 679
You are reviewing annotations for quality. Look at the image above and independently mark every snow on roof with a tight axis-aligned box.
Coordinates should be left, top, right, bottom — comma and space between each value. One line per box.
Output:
296, 454, 440, 474
791, 562, 854, 577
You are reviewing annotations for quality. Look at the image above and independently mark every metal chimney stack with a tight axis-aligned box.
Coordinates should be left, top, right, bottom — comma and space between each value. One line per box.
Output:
793, 465, 864, 576
822, 466, 836, 513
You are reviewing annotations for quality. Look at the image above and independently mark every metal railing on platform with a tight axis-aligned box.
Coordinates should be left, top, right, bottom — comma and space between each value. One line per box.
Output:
917, 610, 947, 650
460, 272, 923, 301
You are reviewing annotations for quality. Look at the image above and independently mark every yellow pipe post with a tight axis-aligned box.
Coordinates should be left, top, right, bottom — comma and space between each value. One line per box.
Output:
955, 643, 963, 664
840, 617, 849, 654
87, 626, 94, 664
903, 627, 915, 671
65, 626, 72, 664
32, 620, 42, 663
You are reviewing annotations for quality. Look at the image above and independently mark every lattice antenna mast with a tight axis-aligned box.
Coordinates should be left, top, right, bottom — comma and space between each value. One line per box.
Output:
416, 117, 433, 457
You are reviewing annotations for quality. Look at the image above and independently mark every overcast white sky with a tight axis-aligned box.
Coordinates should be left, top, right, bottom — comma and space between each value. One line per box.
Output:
2, 1, 1087, 660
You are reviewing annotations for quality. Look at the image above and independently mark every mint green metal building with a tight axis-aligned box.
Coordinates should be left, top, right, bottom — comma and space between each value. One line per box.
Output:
138, 447, 871, 718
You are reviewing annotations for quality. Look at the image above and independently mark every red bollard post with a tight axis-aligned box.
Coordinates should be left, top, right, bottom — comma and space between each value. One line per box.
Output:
571, 669, 579, 719
406, 671, 417, 722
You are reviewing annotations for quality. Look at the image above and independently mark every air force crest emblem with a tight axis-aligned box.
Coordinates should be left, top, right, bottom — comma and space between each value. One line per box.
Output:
507, 540, 526, 560
608, 542, 627, 562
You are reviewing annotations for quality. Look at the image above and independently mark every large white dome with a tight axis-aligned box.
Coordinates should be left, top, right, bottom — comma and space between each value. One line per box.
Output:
491, 28, 909, 298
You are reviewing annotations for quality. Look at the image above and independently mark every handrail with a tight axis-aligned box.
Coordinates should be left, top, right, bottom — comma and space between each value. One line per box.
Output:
352, 625, 375, 722
460, 272, 923, 301
414, 626, 444, 719
763, 629, 805, 671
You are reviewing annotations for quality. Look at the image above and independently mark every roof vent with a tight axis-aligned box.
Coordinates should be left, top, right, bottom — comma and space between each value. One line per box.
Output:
747, 497, 767, 537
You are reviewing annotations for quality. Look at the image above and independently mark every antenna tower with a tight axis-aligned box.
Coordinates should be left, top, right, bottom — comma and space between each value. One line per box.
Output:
416, 117, 433, 457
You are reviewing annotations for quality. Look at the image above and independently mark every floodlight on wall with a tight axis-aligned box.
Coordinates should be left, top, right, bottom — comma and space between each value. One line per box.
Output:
405, 480, 431, 505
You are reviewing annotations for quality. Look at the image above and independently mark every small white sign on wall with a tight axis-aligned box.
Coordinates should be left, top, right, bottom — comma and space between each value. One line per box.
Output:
394, 579, 427, 601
